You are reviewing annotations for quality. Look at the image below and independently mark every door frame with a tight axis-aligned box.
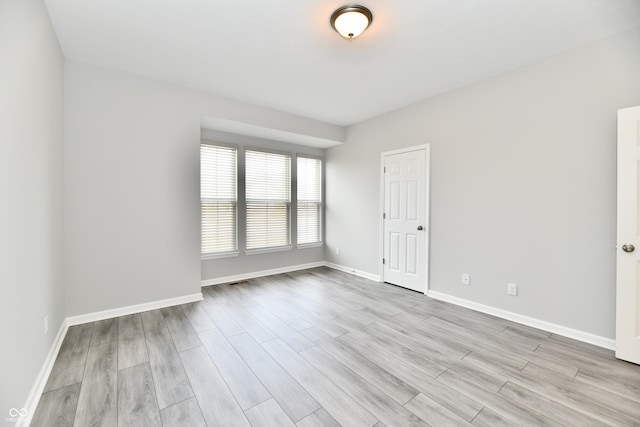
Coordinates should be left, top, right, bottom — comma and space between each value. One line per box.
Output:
379, 144, 431, 293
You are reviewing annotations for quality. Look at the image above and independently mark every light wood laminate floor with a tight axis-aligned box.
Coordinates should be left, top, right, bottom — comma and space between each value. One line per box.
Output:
33, 267, 640, 426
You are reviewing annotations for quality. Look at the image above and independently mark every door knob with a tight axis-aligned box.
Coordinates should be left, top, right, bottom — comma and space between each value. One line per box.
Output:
417, 225, 424, 231
622, 244, 635, 253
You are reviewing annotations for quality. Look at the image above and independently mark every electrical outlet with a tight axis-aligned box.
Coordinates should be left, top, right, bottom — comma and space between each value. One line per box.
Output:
507, 283, 518, 296
335, 247, 340, 255
44, 315, 49, 335
461, 273, 470, 285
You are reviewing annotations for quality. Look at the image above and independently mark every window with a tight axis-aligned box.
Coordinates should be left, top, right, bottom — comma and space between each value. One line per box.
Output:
201, 144, 237, 256
297, 157, 322, 245
245, 150, 291, 250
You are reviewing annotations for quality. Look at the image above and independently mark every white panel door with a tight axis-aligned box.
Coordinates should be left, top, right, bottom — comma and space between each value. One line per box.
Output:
617, 106, 640, 365
383, 149, 428, 292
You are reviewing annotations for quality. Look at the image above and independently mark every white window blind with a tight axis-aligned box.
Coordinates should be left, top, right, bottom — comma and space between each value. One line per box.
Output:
246, 150, 291, 250
297, 157, 322, 245
201, 144, 237, 255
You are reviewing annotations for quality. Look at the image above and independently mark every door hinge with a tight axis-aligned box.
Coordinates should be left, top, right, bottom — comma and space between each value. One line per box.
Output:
383, 212, 386, 219
383, 166, 386, 173
382, 258, 386, 265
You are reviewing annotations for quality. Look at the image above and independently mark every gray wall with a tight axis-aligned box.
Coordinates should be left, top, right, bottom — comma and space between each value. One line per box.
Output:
0, 0, 65, 414
64, 61, 340, 316
200, 130, 324, 281
325, 28, 640, 339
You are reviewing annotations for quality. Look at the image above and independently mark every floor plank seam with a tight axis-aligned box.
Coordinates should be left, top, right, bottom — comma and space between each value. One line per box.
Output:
468, 405, 486, 424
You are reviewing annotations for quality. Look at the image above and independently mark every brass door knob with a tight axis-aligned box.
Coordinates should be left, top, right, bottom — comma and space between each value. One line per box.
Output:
622, 244, 635, 253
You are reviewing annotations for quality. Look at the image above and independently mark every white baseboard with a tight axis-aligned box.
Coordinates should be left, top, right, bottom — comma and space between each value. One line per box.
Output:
324, 261, 381, 282
201, 261, 326, 287
200, 261, 381, 286
427, 290, 615, 350
18, 319, 68, 427
66, 292, 204, 326
23, 291, 204, 424
294, 266, 613, 351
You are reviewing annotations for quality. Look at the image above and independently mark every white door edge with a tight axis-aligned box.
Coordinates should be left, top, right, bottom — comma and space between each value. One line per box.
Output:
616, 105, 640, 364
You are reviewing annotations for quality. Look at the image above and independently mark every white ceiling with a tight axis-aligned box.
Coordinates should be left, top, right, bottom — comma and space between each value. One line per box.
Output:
45, 0, 640, 126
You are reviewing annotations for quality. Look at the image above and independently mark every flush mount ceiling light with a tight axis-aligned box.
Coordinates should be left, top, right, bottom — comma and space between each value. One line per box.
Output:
330, 5, 373, 39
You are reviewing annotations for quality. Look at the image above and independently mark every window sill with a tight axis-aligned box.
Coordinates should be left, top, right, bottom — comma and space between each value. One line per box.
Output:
297, 242, 324, 249
245, 245, 293, 256
201, 251, 239, 261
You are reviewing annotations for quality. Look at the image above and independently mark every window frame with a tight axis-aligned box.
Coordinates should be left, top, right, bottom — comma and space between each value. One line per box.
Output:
200, 141, 239, 260
244, 147, 293, 254
200, 141, 324, 259
296, 155, 323, 248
